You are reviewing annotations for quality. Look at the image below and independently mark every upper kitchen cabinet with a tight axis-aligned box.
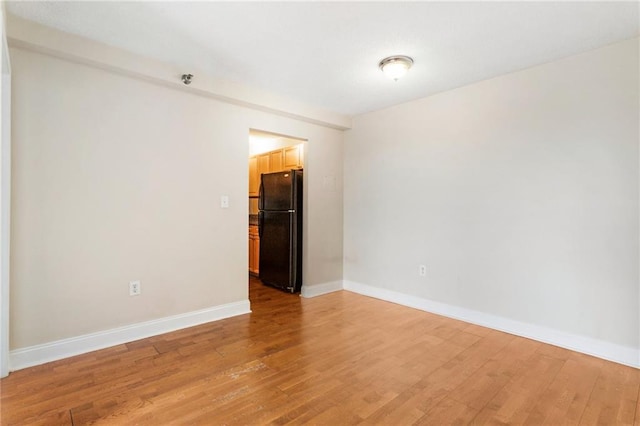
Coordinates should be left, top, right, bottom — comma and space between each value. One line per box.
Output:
269, 150, 283, 172
258, 153, 270, 176
283, 145, 303, 170
249, 153, 271, 197
249, 144, 304, 196
249, 157, 259, 197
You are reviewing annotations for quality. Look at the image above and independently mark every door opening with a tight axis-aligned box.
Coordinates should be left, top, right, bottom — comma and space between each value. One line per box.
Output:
247, 129, 306, 297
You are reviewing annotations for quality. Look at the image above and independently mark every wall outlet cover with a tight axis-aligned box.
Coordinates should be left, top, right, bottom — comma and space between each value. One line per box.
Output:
129, 280, 141, 296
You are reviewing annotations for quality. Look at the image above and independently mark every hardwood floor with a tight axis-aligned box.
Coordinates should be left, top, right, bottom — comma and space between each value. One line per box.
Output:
1, 277, 639, 425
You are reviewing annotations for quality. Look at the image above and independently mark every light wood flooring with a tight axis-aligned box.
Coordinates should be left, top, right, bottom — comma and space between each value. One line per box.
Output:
1, 277, 639, 425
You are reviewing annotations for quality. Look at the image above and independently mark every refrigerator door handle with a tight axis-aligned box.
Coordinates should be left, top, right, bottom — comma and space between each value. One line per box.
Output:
258, 176, 264, 211
258, 211, 264, 238
288, 210, 296, 292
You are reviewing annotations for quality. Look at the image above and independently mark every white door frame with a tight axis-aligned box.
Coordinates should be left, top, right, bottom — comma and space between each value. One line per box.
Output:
0, 6, 11, 378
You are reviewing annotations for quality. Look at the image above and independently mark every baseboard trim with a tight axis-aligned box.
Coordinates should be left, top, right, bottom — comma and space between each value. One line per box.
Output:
300, 280, 343, 298
10, 300, 251, 372
343, 281, 639, 369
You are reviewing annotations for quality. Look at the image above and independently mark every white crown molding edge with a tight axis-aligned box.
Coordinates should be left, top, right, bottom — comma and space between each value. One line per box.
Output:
10, 300, 251, 372
343, 280, 639, 369
5, 15, 351, 131
300, 280, 343, 298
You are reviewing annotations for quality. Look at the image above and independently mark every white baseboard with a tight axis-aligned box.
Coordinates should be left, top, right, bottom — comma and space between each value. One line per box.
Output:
300, 280, 343, 298
343, 281, 639, 369
10, 300, 251, 372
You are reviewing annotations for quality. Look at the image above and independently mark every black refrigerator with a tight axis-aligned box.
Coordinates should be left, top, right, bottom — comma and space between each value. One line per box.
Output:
258, 170, 303, 293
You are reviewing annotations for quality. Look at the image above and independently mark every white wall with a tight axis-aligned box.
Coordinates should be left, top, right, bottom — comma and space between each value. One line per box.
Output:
9, 44, 343, 358
248, 134, 302, 157
0, 3, 10, 378
344, 38, 639, 358
7, 16, 350, 132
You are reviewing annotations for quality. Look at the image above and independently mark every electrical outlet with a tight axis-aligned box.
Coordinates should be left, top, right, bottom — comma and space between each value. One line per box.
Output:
418, 265, 427, 277
129, 280, 141, 296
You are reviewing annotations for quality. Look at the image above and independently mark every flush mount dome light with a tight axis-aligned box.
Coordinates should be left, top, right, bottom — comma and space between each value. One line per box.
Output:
379, 55, 414, 81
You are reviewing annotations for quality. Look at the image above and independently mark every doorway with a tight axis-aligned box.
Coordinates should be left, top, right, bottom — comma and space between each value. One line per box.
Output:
247, 129, 306, 296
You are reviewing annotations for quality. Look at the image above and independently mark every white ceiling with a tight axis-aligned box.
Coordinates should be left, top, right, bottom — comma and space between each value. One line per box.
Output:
6, 1, 639, 116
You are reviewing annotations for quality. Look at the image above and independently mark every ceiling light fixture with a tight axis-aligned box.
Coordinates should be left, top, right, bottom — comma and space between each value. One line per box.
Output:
379, 55, 414, 81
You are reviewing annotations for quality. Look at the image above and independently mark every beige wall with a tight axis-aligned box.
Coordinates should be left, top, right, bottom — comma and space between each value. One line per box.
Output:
249, 133, 302, 157
344, 38, 639, 350
0, 3, 10, 377
10, 46, 343, 349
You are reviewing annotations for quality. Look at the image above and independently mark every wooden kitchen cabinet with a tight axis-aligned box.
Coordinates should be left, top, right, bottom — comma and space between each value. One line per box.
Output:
269, 150, 283, 173
248, 225, 260, 275
248, 157, 259, 197
249, 144, 304, 196
283, 145, 302, 169
249, 153, 271, 197
257, 154, 270, 177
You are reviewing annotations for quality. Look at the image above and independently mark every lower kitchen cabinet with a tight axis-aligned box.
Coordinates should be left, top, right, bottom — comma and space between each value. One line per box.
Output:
248, 225, 260, 275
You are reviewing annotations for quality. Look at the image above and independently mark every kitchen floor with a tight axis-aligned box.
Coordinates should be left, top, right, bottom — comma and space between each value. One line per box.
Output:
1, 278, 638, 424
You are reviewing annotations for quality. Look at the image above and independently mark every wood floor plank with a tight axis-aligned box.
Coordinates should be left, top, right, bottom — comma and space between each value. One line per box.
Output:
1, 277, 638, 425
416, 397, 480, 425
579, 361, 640, 425
447, 337, 540, 411
471, 352, 568, 425
523, 352, 602, 425
21, 410, 72, 426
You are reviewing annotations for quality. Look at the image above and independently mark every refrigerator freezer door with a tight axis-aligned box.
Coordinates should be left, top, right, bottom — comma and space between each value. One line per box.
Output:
259, 211, 297, 292
259, 171, 296, 211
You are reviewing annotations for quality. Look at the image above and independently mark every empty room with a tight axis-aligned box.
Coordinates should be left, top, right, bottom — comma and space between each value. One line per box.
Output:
0, 1, 638, 425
